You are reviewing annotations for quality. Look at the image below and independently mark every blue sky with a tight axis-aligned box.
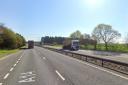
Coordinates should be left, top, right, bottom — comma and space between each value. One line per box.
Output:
0, 0, 127, 41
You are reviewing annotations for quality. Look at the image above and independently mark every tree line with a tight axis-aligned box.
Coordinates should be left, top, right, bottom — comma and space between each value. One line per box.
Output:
69, 24, 122, 51
41, 36, 65, 45
0, 24, 26, 49
41, 23, 128, 52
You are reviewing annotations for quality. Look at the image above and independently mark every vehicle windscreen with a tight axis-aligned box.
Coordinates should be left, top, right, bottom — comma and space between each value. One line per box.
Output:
73, 42, 79, 46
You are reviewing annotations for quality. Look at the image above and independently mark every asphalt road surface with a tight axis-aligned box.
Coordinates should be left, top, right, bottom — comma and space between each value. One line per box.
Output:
67, 50, 128, 63
0, 46, 128, 85
43, 45, 128, 64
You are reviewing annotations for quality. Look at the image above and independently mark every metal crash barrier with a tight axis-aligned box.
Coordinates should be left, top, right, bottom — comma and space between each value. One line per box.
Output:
43, 46, 128, 75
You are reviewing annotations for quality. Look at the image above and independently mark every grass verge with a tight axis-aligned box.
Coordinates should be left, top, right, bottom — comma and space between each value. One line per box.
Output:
51, 45, 62, 48
0, 49, 19, 59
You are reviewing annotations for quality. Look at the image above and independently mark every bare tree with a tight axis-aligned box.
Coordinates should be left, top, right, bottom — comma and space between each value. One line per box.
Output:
92, 24, 121, 50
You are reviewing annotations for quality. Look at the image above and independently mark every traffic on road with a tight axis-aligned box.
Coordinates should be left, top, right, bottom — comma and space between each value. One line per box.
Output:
0, 46, 128, 85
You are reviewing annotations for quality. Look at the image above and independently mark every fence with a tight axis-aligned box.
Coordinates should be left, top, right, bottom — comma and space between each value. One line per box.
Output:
43, 46, 128, 75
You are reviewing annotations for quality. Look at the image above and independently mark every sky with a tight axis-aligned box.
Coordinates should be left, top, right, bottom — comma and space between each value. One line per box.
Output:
0, 0, 127, 41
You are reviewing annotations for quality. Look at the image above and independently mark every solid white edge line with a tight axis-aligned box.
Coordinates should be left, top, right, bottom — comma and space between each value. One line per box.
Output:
71, 57, 128, 80
10, 67, 14, 72
85, 62, 128, 80
0, 83, 3, 85
55, 70, 65, 81
4, 73, 10, 79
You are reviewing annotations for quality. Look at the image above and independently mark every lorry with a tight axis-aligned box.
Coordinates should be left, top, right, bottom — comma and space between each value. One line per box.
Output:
28, 40, 34, 49
63, 39, 79, 51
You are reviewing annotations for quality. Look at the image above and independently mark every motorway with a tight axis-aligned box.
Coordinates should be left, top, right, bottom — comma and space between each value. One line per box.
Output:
0, 46, 128, 85
44, 45, 128, 64
67, 50, 128, 64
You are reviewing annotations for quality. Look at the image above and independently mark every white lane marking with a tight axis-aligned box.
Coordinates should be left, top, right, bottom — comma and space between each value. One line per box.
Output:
70, 56, 128, 80
13, 63, 17, 67
18, 58, 21, 61
4, 73, 10, 79
0, 83, 3, 85
16, 61, 19, 64
20, 56, 22, 59
55, 70, 65, 81
18, 77, 35, 83
85, 62, 128, 80
10, 67, 14, 72
21, 72, 36, 76
43, 57, 46, 60
18, 71, 36, 83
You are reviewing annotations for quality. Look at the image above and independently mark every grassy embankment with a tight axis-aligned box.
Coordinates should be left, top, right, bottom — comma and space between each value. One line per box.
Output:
0, 49, 19, 59
0, 46, 28, 59
50, 45, 62, 49
81, 44, 128, 53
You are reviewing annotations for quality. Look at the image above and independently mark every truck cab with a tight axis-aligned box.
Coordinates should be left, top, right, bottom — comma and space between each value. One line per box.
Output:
63, 39, 79, 51
28, 40, 34, 49
71, 40, 79, 51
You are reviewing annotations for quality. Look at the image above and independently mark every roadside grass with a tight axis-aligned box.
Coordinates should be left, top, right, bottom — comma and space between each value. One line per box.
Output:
81, 44, 128, 53
51, 45, 62, 48
47, 43, 128, 53
0, 49, 19, 59
20, 45, 28, 49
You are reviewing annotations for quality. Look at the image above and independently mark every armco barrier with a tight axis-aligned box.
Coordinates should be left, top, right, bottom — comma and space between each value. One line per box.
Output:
43, 46, 128, 75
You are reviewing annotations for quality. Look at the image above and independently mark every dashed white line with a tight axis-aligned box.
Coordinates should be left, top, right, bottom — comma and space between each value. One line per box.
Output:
10, 67, 14, 72
20, 56, 22, 59
18, 58, 21, 61
55, 70, 65, 81
16, 61, 19, 64
1, 55, 24, 83
13, 63, 17, 67
43, 57, 46, 60
4, 73, 10, 79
